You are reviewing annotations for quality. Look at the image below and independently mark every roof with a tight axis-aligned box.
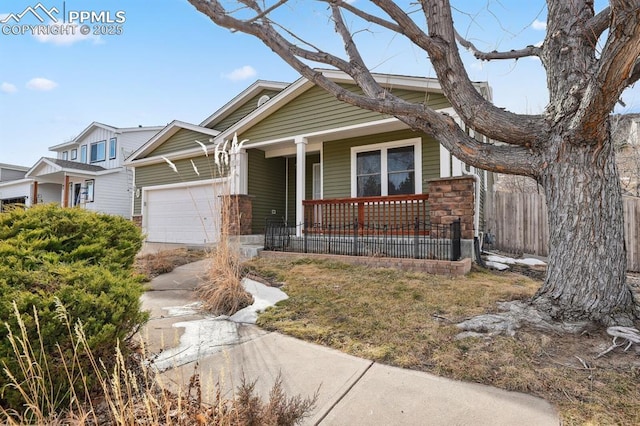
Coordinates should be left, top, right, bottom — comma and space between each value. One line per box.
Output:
0, 163, 29, 171
125, 120, 221, 164
126, 70, 491, 167
46, 158, 107, 172
25, 157, 111, 179
48, 122, 164, 151
199, 80, 290, 129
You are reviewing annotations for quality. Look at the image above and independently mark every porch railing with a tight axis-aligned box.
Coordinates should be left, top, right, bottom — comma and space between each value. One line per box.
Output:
303, 194, 430, 235
264, 217, 462, 261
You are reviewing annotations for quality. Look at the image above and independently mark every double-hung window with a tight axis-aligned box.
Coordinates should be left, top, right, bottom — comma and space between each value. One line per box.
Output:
70, 148, 77, 160
351, 138, 422, 197
90, 140, 106, 163
80, 145, 87, 163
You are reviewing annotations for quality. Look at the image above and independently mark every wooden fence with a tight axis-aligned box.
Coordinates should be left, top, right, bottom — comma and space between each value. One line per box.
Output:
486, 192, 640, 272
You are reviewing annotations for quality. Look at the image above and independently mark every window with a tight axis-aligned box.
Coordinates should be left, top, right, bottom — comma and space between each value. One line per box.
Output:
90, 140, 106, 163
80, 145, 87, 163
84, 179, 95, 202
109, 137, 117, 159
62, 151, 68, 160
387, 146, 415, 195
351, 138, 422, 197
70, 148, 77, 160
356, 151, 381, 196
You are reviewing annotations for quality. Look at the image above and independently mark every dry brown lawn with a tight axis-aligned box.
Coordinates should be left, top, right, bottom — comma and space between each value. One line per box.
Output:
246, 256, 640, 426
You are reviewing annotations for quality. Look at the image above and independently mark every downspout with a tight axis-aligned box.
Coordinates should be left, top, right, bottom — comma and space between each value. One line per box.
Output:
462, 168, 486, 267
461, 168, 480, 238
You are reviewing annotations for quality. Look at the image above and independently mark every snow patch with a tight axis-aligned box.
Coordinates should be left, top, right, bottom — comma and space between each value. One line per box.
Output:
230, 278, 289, 323
150, 278, 288, 371
486, 254, 546, 267
485, 261, 510, 271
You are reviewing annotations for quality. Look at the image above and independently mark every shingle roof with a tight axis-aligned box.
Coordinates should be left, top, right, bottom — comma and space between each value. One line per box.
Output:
46, 158, 107, 172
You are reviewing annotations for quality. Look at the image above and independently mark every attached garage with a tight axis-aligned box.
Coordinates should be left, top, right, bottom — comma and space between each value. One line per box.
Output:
143, 180, 224, 244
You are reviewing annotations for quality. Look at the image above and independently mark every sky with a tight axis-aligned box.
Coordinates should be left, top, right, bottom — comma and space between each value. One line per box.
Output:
1, 0, 638, 167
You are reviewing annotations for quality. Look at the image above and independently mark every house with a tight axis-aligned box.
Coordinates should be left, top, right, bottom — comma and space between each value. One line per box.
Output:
126, 70, 492, 252
26, 122, 163, 218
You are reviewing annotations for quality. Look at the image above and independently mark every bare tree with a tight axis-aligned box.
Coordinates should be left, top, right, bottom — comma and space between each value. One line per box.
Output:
187, 0, 640, 327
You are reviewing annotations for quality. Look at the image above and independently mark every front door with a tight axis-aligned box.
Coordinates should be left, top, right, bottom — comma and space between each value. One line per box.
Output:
69, 182, 82, 206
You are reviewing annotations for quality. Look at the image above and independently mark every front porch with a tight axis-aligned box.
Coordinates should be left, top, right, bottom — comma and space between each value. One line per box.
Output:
260, 177, 477, 261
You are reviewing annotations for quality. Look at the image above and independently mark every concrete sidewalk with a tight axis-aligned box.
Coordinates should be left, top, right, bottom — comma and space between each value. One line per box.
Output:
140, 260, 560, 425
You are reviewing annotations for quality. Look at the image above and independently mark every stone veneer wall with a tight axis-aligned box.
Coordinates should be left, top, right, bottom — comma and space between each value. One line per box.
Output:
223, 194, 253, 235
428, 176, 475, 240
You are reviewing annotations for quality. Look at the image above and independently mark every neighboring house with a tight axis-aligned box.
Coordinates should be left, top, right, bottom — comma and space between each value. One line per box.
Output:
126, 71, 491, 245
26, 122, 163, 218
0, 163, 60, 211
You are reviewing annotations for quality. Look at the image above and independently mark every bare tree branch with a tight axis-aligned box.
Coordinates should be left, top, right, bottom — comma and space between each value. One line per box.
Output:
455, 30, 541, 61
571, 2, 640, 139
418, 0, 544, 147
584, 6, 611, 43
187, 0, 546, 172
330, 0, 402, 33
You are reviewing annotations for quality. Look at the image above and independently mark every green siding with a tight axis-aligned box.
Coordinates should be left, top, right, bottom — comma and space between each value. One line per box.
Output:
240, 85, 449, 144
247, 149, 287, 233
133, 155, 225, 215
323, 130, 440, 199
146, 129, 211, 158
212, 89, 283, 132
284, 154, 319, 224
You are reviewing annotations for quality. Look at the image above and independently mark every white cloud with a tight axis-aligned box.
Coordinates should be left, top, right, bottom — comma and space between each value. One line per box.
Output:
222, 65, 257, 81
532, 19, 547, 31
1, 82, 17, 94
32, 23, 101, 46
26, 77, 58, 91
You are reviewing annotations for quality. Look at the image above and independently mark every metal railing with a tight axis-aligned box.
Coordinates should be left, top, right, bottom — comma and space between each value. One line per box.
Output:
264, 217, 462, 261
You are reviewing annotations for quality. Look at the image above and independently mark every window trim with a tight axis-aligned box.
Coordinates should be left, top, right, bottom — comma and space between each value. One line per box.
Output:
90, 140, 106, 163
80, 145, 87, 163
70, 148, 77, 160
62, 151, 68, 161
350, 138, 422, 198
108, 137, 117, 160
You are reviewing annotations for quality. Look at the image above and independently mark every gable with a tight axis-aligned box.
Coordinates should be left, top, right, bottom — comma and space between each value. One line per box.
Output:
145, 128, 214, 158
239, 84, 450, 144
210, 89, 283, 132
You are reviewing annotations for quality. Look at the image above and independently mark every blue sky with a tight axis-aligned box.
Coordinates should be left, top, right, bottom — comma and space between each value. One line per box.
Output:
1, 0, 638, 167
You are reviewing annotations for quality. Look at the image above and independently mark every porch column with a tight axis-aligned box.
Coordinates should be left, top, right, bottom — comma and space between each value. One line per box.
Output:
229, 148, 248, 195
32, 181, 38, 206
295, 136, 307, 237
63, 175, 70, 207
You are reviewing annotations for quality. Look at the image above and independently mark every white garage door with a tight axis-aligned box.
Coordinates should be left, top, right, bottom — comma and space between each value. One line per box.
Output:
144, 181, 223, 244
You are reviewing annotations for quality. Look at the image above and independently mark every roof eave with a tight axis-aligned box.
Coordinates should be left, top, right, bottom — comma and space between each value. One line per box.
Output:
199, 80, 290, 128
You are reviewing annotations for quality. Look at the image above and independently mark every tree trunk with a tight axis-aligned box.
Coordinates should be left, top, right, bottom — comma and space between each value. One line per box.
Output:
535, 129, 637, 325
